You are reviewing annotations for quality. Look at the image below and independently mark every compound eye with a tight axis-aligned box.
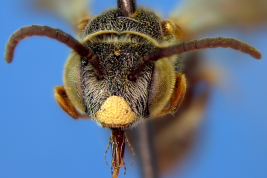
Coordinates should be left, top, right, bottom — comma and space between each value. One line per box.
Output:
148, 58, 176, 116
128, 75, 136, 81
64, 53, 86, 113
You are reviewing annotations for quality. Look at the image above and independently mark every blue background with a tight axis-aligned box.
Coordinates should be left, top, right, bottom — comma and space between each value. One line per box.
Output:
0, 0, 266, 178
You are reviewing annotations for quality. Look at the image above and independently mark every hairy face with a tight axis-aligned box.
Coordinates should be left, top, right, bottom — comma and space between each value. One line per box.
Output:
81, 37, 155, 127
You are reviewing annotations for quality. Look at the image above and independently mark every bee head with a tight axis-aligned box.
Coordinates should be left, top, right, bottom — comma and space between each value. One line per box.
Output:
64, 40, 155, 129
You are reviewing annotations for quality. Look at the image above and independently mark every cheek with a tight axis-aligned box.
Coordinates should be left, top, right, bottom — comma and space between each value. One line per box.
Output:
148, 58, 176, 117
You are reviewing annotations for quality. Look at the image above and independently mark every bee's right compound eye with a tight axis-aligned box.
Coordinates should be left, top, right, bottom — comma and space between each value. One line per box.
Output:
63, 53, 87, 113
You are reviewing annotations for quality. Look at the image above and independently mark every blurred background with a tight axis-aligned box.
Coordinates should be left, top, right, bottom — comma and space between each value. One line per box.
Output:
0, 0, 266, 178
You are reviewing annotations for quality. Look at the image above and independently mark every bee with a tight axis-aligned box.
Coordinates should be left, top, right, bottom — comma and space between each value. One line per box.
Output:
2, 0, 266, 178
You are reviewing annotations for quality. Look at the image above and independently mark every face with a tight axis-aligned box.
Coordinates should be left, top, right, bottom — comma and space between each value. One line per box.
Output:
81, 41, 154, 128
63, 8, 173, 129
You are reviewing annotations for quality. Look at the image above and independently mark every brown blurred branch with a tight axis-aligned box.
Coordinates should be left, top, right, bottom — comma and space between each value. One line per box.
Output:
132, 120, 159, 178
